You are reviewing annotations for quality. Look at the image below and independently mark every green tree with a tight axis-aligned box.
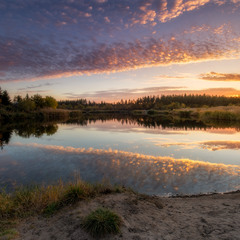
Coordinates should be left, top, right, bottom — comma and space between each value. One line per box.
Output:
45, 96, 58, 109
18, 98, 36, 112
32, 94, 45, 109
0, 87, 2, 104
14, 95, 23, 104
2, 90, 11, 105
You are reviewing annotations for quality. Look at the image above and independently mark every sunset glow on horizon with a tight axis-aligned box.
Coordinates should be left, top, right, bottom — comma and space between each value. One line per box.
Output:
1, 0, 240, 102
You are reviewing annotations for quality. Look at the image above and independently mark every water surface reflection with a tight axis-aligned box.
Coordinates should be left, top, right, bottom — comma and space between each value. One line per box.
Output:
1, 143, 239, 195
0, 115, 240, 195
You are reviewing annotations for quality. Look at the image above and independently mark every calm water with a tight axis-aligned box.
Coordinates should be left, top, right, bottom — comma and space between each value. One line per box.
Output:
0, 116, 239, 195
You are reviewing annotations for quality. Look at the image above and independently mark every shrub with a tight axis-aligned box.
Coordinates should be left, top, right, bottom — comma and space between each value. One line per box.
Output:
62, 184, 86, 204
201, 111, 239, 121
178, 110, 192, 118
82, 208, 121, 238
43, 202, 62, 216
147, 109, 157, 115
0, 180, 125, 220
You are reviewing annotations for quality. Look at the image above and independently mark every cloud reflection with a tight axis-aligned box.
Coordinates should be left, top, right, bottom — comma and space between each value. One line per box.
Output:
1, 143, 239, 195
201, 141, 240, 151
147, 139, 240, 152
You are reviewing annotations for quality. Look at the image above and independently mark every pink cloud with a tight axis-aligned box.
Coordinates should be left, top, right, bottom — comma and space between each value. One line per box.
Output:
200, 72, 240, 81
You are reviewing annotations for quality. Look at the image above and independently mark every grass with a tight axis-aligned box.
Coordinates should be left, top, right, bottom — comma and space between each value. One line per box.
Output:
0, 228, 18, 240
200, 110, 240, 121
0, 179, 125, 238
0, 220, 18, 240
82, 208, 122, 238
0, 180, 125, 218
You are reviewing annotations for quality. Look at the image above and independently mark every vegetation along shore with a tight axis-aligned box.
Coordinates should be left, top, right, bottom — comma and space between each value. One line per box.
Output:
1, 86, 240, 123
1, 87, 240, 239
0, 180, 239, 240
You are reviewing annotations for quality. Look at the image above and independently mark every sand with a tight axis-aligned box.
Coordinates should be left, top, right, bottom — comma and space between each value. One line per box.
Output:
15, 191, 240, 240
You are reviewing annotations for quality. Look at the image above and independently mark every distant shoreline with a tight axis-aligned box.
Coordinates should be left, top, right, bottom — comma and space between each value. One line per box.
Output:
1, 105, 240, 122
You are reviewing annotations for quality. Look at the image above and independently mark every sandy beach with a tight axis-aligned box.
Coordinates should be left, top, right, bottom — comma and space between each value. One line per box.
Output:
15, 191, 240, 240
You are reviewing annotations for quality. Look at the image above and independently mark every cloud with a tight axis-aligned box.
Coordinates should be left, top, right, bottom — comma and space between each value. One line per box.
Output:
63, 86, 186, 100
1, 1, 239, 28
17, 90, 49, 94
146, 74, 194, 84
18, 83, 54, 91
156, 0, 211, 23
63, 87, 240, 101
0, 1, 240, 82
157, 142, 195, 149
153, 74, 187, 79
200, 72, 240, 81
1, 29, 239, 83
96, 0, 108, 3
130, 0, 240, 25
183, 23, 231, 35
104, 16, 110, 23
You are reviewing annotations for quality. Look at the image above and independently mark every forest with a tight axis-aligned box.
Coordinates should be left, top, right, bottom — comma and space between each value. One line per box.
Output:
58, 94, 240, 111
0, 87, 58, 111
1, 86, 240, 112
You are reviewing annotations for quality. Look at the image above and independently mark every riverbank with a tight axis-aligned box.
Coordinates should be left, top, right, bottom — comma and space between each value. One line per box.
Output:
2, 190, 240, 240
0, 107, 83, 122
1, 105, 240, 123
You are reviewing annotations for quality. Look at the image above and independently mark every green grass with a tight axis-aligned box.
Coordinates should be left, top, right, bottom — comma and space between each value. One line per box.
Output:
0, 180, 124, 219
0, 220, 18, 240
42, 201, 62, 216
82, 208, 122, 238
0, 179, 125, 237
200, 110, 240, 121
0, 228, 18, 240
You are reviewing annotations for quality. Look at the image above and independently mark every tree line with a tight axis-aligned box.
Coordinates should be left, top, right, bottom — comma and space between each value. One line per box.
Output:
0, 87, 58, 111
1, 86, 240, 112
58, 94, 240, 111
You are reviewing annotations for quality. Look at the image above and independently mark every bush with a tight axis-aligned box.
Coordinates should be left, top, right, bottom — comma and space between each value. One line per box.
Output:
147, 109, 157, 115
0, 180, 124, 220
62, 184, 87, 204
82, 208, 121, 238
178, 110, 192, 118
43, 202, 62, 216
201, 111, 239, 121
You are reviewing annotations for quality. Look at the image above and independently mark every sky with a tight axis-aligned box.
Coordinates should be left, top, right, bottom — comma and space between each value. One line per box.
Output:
1, 0, 240, 102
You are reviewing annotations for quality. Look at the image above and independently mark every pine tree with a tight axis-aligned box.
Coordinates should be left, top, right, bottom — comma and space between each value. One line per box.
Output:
0, 87, 3, 104
2, 90, 11, 105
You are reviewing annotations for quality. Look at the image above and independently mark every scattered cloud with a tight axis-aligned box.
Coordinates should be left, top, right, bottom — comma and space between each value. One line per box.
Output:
63, 86, 186, 101
153, 74, 188, 79
63, 87, 240, 101
0, 1, 240, 82
96, 0, 108, 3
158, 142, 195, 149
17, 90, 49, 94
183, 23, 231, 35
146, 74, 194, 84
18, 83, 55, 91
130, 0, 240, 25
104, 16, 110, 23
1, 29, 239, 83
200, 72, 240, 81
